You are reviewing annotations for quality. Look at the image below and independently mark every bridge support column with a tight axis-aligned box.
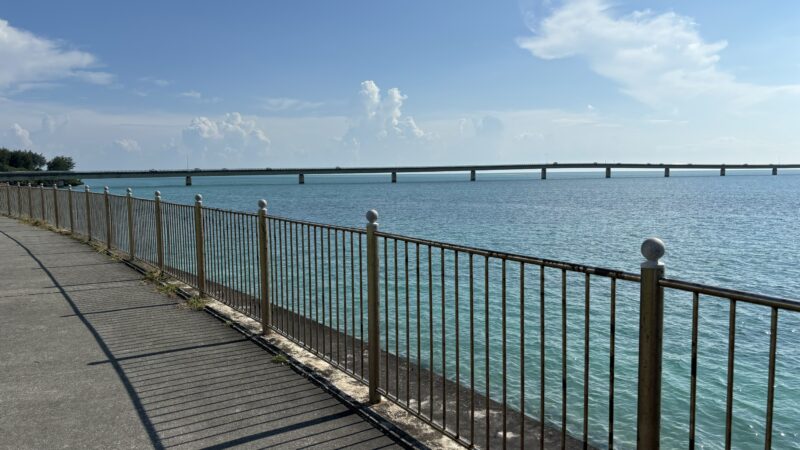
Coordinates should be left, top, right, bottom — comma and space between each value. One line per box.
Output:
391, 172, 397, 183
470, 170, 476, 182
720, 167, 726, 176
664, 167, 670, 177
185, 176, 192, 186
772, 167, 778, 176
299, 173, 305, 184
541, 168, 547, 180
605, 167, 611, 178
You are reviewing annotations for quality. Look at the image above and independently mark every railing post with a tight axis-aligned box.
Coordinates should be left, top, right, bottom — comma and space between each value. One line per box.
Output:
5, 183, 10, 216
39, 183, 45, 221
126, 188, 135, 260
85, 185, 92, 241
366, 209, 381, 404
194, 194, 206, 295
257, 199, 271, 335
68, 186, 74, 234
155, 191, 164, 271
27, 183, 32, 219
104, 186, 112, 249
637, 237, 666, 449
52, 184, 60, 229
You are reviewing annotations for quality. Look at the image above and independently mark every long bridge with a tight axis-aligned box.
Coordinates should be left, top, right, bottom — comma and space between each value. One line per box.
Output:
1, 162, 798, 185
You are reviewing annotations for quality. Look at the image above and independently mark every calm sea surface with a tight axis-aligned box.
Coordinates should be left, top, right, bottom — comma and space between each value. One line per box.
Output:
90, 170, 800, 449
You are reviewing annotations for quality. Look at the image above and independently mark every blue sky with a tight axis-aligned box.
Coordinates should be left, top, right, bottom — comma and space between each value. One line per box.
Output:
0, 1, 798, 170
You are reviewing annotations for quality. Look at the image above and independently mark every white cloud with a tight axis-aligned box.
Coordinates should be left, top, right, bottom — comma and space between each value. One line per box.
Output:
113, 138, 141, 153
140, 77, 171, 87
342, 80, 427, 150
180, 90, 202, 99
0, 19, 113, 92
181, 112, 270, 162
517, 0, 800, 108
179, 90, 220, 103
11, 123, 33, 147
260, 97, 324, 112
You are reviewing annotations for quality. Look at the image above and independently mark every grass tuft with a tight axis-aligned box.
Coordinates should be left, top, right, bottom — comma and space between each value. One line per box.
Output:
271, 354, 289, 364
184, 295, 209, 311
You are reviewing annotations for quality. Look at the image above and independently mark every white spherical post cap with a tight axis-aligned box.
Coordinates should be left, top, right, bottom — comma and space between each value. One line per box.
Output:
195, 194, 203, 202
641, 237, 665, 265
257, 199, 267, 209
154, 190, 161, 197
84, 185, 90, 191
366, 209, 378, 224
104, 186, 109, 193
127, 187, 133, 194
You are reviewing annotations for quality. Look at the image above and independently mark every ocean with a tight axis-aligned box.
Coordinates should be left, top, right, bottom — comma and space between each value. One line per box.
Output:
89, 169, 800, 449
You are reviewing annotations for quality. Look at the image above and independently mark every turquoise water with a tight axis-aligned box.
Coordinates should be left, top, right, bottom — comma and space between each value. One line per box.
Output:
91, 170, 800, 449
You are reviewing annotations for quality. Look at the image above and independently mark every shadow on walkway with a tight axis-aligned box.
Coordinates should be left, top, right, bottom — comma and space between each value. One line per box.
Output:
0, 218, 403, 449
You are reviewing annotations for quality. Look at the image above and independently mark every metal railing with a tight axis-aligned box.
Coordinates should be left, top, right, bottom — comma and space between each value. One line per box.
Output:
1, 182, 797, 449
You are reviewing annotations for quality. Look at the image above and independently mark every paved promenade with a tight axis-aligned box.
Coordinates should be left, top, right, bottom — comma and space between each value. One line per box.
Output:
0, 217, 402, 449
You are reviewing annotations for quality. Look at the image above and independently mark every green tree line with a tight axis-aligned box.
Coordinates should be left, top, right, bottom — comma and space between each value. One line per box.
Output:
0, 148, 80, 185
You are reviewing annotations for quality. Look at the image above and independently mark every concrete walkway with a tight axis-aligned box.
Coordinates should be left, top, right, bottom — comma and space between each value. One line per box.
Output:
0, 217, 403, 449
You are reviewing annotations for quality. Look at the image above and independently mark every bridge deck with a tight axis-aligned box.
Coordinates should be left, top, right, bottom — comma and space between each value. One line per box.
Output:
0, 216, 403, 449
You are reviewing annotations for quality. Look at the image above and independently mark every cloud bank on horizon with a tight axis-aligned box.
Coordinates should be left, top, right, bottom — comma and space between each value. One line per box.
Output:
0, 1, 797, 170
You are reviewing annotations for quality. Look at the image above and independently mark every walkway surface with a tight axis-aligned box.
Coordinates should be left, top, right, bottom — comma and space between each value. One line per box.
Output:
0, 216, 402, 449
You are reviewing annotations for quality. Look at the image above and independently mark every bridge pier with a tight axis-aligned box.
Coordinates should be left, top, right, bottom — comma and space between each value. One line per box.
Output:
720, 167, 726, 176
541, 168, 547, 180
470, 170, 476, 182
772, 167, 778, 175
185, 176, 192, 186
605, 167, 611, 178
664, 167, 670, 177
391, 172, 397, 183
299, 173, 305, 184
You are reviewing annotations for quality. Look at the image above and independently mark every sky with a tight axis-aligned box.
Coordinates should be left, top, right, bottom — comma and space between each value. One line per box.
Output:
0, 0, 798, 170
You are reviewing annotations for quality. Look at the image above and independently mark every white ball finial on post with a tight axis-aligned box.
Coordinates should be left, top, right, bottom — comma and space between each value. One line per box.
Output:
194, 194, 202, 204
641, 237, 665, 268
366, 209, 379, 224
104, 186, 109, 194
154, 190, 161, 199
127, 187, 133, 196
258, 199, 267, 210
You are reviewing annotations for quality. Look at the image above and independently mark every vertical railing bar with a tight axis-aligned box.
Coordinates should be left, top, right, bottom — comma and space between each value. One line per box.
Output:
485, 254, 490, 450
416, 242, 422, 414
321, 225, 326, 356
561, 268, 567, 450
194, 195, 205, 295
609, 277, 617, 448
52, 184, 60, 229
764, 306, 778, 450
334, 229, 340, 364
540, 265, 546, 450
405, 240, 410, 406
502, 258, 507, 450
520, 262, 525, 449
441, 247, 447, 428
342, 230, 348, 369
296, 223, 302, 343
455, 250, 460, 438
395, 239, 400, 398
385, 237, 390, 390
314, 225, 320, 351
583, 273, 590, 449
429, 246, 434, 420
469, 253, 475, 446
303, 225, 309, 345
68, 186, 75, 234
350, 232, 355, 373
328, 227, 333, 358
688, 292, 699, 450
360, 233, 365, 377
724, 300, 737, 450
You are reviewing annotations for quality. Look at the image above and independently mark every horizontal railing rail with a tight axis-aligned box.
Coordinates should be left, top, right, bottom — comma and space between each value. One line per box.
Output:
1, 182, 797, 450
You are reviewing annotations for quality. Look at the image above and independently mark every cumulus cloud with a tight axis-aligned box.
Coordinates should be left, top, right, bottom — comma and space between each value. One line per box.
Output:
0, 19, 113, 92
181, 112, 270, 162
113, 139, 141, 153
517, 0, 800, 108
342, 80, 427, 149
11, 123, 33, 147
